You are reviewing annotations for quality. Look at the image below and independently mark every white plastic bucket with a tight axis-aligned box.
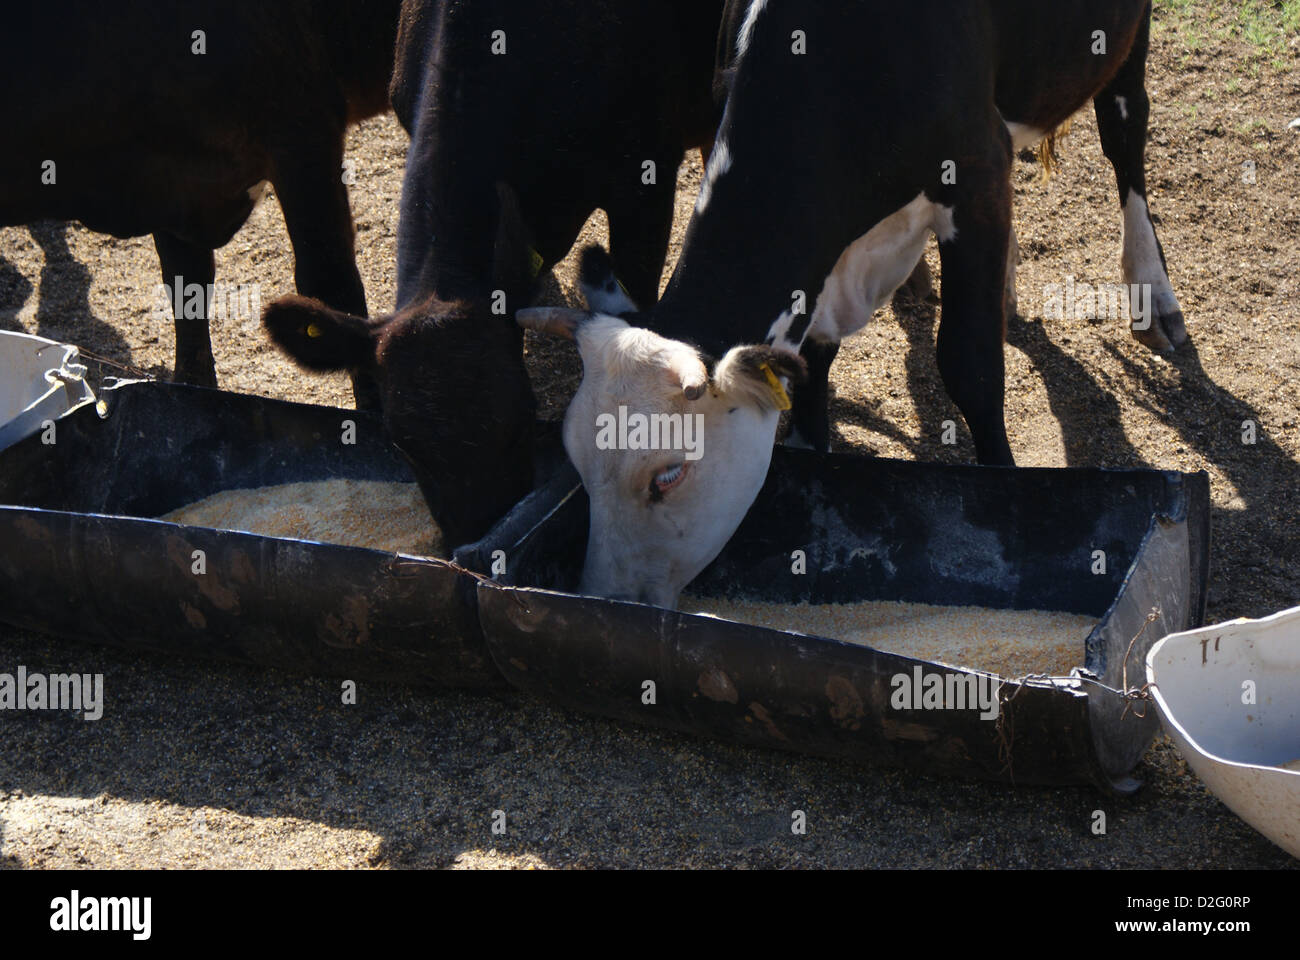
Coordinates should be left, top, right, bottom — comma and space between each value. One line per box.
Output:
1146, 606, 1300, 858
0, 331, 97, 451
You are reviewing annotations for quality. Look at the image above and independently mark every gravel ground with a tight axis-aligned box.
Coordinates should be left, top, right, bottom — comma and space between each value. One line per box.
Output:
1, 2, 1298, 868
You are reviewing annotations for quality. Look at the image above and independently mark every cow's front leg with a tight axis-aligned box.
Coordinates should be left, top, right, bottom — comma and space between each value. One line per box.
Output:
153, 231, 217, 388
787, 336, 838, 451
935, 143, 1015, 467
1093, 10, 1185, 352
271, 136, 380, 410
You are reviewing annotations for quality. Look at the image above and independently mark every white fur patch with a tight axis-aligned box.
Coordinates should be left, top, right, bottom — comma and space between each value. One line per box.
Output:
736, 0, 770, 59
1120, 189, 1178, 318
581, 275, 639, 316
1115, 95, 1129, 122
694, 139, 733, 214
932, 204, 958, 244
1004, 121, 1047, 152
764, 309, 796, 353
804, 194, 953, 345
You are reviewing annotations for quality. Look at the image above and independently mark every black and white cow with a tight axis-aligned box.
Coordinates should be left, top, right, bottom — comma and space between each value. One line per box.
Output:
520, 0, 1185, 606
263, 0, 724, 546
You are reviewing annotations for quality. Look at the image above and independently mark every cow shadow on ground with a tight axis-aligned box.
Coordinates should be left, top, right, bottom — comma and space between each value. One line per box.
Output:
0, 221, 134, 365
826, 292, 1152, 471
1103, 340, 1300, 617
1004, 313, 1152, 469
0, 255, 34, 333
822, 293, 950, 460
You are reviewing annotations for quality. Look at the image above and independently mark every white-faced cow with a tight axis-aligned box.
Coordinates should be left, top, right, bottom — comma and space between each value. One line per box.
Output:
0, 2, 403, 403
521, 0, 1185, 607
262, 0, 724, 546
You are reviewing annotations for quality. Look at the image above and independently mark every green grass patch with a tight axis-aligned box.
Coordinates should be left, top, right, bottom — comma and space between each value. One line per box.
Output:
1153, 0, 1300, 74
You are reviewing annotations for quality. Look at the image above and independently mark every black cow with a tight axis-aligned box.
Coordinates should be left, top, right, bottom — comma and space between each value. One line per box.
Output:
519, 0, 1185, 606
1, 1, 402, 401
263, 0, 724, 546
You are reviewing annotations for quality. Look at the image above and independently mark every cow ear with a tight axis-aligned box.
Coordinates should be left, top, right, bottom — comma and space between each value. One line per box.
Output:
262, 295, 377, 371
578, 245, 639, 316
712, 345, 808, 411
517, 306, 589, 340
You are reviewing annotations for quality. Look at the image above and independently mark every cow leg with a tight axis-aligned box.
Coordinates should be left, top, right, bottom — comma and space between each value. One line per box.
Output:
271, 141, 381, 409
153, 231, 217, 388
787, 337, 838, 451
604, 156, 678, 307
935, 144, 1015, 467
1005, 222, 1020, 320
1093, 4, 1185, 352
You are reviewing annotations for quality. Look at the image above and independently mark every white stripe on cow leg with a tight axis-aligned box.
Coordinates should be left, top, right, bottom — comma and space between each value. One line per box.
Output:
1092, 5, 1187, 352
1120, 189, 1184, 350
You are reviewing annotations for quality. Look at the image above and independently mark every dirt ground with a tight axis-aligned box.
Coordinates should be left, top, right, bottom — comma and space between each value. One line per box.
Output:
1, 2, 1298, 868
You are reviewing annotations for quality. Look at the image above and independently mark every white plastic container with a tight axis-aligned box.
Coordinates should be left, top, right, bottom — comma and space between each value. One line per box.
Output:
1146, 606, 1300, 858
0, 331, 97, 451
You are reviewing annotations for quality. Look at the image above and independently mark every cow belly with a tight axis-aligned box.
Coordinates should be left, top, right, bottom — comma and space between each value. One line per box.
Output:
806, 193, 949, 344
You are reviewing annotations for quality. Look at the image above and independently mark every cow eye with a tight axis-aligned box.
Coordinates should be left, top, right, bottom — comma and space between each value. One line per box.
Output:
650, 461, 688, 498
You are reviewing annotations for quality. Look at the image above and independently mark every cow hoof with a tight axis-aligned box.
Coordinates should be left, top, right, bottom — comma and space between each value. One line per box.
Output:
1132, 297, 1188, 354
1162, 309, 1190, 348
1132, 324, 1175, 354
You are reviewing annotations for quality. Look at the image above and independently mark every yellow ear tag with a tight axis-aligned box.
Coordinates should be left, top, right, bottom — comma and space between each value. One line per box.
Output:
528, 247, 544, 280
759, 362, 792, 411
306, 323, 323, 339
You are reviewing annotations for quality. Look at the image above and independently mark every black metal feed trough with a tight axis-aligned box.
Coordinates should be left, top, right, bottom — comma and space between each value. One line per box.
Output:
0, 380, 1211, 792
0, 380, 556, 689
465, 452, 1210, 793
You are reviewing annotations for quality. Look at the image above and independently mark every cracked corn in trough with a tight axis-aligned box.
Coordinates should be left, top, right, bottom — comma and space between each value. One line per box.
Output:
685, 597, 1095, 678
161, 480, 444, 556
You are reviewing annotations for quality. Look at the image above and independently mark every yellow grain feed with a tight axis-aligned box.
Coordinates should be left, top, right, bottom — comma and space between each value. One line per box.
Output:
684, 596, 1095, 678
161, 479, 443, 556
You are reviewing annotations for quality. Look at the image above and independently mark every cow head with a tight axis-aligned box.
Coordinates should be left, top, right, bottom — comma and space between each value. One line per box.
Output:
263, 294, 535, 548
519, 305, 803, 609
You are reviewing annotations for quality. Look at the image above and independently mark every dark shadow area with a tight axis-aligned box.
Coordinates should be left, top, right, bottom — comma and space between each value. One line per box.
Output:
825, 285, 967, 463
898, 288, 965, 464
1005, 313, 1151, 469
1103, 340, 1300, 620
26, 221, 134, 363
0, 625, 1290, 869
0, 222, 138, 394
0, 256, 35, 333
